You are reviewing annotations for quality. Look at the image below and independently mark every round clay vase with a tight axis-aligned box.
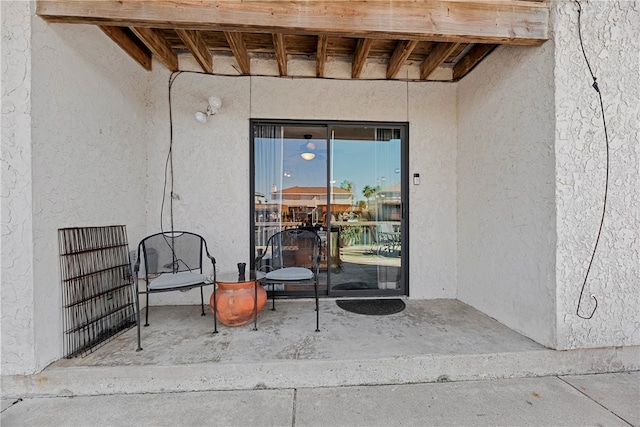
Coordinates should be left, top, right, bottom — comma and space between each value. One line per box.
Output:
210, 280, 267, 327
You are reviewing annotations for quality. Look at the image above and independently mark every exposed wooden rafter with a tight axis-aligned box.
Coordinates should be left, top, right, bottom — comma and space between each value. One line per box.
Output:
352, 38, 373, 79
272, 33, 287, 76
420, 42, 461, 80
316, 35, 328, 78
130, 27, 178, 71
99, 26, 152, 71
224, 31, 250, 75
175, 29, 212, 73
453, 44, 497, 80
387, 40, 419, 79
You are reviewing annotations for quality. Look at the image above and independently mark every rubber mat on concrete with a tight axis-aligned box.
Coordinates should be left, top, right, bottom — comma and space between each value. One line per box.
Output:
336, 299, 405, 315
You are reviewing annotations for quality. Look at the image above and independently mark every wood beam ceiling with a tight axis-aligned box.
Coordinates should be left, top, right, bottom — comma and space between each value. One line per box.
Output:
37, 1, 549, 45
37, 1, 549, 82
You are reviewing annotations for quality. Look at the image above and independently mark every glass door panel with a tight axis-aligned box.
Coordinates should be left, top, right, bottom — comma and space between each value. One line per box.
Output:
253, 124, 328, 294
328, 126, 404, 295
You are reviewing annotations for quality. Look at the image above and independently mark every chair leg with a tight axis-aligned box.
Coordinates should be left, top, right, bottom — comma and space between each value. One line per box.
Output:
314, 279, 320, 332
135, 289, 142, 351
144, 292, 150, 327
271, 283, 276, 311
200, 286, 206, 316
253, 280, 258, 331
212, 285, 218, 334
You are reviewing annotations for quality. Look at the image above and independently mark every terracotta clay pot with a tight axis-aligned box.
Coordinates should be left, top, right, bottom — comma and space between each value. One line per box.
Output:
210, 280, 267, 327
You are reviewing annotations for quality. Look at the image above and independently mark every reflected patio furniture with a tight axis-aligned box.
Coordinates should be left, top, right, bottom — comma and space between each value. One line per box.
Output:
376, 223, 401, 255
133, 231, 216, 351
255, 228, 321, 332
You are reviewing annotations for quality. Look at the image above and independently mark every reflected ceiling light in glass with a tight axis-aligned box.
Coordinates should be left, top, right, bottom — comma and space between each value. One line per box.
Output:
301, 134, 315, 160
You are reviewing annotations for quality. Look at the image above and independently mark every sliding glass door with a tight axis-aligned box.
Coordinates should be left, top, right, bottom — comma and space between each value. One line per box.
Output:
251, 121, 407, 297
328, 125, 405, 295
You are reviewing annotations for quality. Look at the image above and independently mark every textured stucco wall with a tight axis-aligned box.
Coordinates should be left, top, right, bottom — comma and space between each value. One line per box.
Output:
143, 71, 252, 305
144, 74, 458, 303
553, 0, 640, 349
457, 42, 557, 348
1, 7, 149, 374
408, 83, 458, 298
1, 0, 37, 375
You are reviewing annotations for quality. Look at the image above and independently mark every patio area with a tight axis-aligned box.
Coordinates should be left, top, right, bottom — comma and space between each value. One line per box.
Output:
5, 299, 637, 398
58, 299, 543, 367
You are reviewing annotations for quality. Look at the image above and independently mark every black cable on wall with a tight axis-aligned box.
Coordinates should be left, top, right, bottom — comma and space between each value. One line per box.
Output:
573, 0, 611, 320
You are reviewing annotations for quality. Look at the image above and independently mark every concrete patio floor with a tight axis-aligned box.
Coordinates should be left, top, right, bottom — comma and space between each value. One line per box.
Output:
3, 299, 638, 398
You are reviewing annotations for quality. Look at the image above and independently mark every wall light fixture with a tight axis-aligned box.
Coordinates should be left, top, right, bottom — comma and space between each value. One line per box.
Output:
195, 96, 222, 123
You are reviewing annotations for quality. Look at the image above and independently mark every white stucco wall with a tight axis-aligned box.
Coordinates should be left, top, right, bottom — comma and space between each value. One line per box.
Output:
144, 74, 459, 303
143, 71, 252, 305
2, 0, 37, 375
408, 83, 458, 298
1, 4, 149, 374
457, 42, 557, 348
553, 0, 640, 349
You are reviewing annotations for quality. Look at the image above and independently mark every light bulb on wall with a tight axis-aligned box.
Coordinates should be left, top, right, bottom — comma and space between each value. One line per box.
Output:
195, 111, 208, 123
208, 96, 222, 110
195, 96, 223, 123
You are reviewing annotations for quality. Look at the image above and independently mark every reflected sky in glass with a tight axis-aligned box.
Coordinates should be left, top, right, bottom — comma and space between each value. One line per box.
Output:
255, 136, 401, 203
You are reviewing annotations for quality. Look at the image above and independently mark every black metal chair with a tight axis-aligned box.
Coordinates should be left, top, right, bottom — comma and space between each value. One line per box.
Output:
255, 228, 321, 332
134, 231, 216, 351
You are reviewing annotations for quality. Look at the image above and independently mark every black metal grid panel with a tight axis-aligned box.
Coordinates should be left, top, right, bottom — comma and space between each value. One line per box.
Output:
58, 226, 136, 358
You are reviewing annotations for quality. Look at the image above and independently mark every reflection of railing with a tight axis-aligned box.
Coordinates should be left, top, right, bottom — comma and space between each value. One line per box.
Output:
255, 221, 401, 258
255, 221, 400, 247
255, 222, 331, 271
255, 222, 299, 249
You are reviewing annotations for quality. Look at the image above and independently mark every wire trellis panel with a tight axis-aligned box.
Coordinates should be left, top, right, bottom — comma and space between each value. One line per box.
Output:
58, 225, 136, 358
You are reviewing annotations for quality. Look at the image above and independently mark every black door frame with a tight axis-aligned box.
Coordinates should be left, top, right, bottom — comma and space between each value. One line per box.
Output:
250, 119, 409, 298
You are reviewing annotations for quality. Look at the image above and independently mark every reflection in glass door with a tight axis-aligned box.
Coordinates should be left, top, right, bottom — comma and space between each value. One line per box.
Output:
328, 125, 405, 295
252, 124, 329, 295
251, 121, 406, 297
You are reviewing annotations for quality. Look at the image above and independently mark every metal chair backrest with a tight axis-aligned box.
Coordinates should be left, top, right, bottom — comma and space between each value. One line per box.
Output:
267, 229, 320, 271
138, 231, 205, 276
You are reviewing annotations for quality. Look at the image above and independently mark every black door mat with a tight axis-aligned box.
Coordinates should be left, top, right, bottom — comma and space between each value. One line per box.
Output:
336, 299, 406, 316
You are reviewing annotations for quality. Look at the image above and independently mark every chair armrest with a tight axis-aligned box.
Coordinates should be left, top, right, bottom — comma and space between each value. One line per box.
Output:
206, 253, 216, 282
254, 253, 264, 265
